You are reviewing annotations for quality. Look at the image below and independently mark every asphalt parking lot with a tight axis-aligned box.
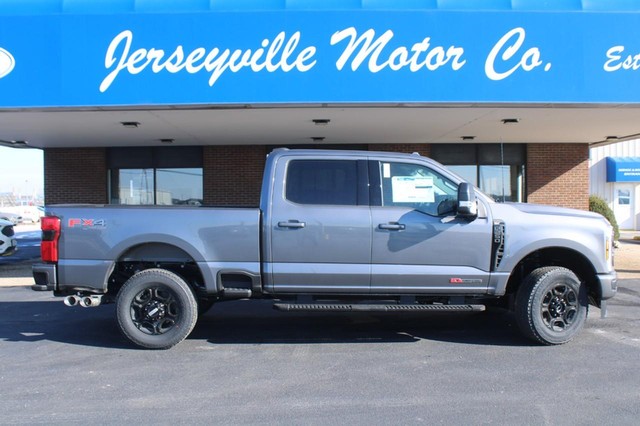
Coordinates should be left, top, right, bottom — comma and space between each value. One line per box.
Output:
1, 231, 639, 424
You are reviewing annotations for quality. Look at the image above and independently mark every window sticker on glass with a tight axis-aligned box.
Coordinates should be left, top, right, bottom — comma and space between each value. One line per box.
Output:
383, 163, 391, 178
392, 176, 435, 203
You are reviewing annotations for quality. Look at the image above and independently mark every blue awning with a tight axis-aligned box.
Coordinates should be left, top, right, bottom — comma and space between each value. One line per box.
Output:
2, 0, 640, 108
2, 0, 640, 14
606, 157, 640, 182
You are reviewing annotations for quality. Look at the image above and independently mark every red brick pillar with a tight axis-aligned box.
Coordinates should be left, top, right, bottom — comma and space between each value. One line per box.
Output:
203, 146, 267, 206
44, 148, 107, 204
526, 143, 589, 210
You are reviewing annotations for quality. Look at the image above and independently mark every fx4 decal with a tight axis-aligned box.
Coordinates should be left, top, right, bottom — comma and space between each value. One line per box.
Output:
449, 278, 483, 284
68, 218, 106, 228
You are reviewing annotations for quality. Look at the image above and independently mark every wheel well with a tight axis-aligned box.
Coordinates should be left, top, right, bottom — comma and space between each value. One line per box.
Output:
107, 243, 206, 298
506, 247, 601, 305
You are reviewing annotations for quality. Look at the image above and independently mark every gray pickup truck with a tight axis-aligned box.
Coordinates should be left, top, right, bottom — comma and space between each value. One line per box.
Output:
32, 149, 617, 349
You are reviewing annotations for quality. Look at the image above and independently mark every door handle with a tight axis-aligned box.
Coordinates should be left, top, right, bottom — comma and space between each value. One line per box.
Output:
378, 222, 405, 231
278, 220, 306, 229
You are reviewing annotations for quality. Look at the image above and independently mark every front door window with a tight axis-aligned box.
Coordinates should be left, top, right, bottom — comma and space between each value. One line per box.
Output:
380, 161, 458, 216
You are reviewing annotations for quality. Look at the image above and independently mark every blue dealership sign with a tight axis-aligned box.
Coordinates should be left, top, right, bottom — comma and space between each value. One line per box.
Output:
1, 10, 640, 107
607, 157, 640, 182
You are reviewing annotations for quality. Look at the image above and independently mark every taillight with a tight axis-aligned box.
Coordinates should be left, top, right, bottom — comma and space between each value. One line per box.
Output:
41, 216, 61, 263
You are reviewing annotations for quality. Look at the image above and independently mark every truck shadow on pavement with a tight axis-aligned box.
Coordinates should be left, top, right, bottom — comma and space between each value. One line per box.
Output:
195, 300, 533, 347
1, 289, 533, 349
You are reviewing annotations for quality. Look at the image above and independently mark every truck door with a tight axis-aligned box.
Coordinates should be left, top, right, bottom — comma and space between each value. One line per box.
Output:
267, 157, 372, 293
369, 159, 493, 294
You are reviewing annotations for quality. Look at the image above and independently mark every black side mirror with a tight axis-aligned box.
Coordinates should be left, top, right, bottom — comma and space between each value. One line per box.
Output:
457, 182, 477, 220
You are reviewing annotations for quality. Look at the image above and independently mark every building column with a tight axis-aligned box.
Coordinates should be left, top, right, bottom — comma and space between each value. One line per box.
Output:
203, 146, 267, 206
44, 148, 107, 205
526, 143, 589, 210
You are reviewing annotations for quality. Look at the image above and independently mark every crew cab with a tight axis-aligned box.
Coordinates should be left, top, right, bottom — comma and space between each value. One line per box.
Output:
32, 149, 617, 349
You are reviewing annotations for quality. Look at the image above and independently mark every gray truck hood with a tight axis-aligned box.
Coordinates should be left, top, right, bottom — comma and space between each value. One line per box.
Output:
502, 203, 603, 220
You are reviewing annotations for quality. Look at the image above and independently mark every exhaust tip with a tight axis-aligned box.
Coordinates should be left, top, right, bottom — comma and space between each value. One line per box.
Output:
80, 296, 102, 308
63, 296, 79, 307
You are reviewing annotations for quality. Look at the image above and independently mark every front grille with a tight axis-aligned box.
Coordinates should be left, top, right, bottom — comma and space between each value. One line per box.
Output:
1, 225, 14, 237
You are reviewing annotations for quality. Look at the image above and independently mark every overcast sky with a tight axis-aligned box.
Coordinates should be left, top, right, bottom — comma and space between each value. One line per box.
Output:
0, 146, 44, 197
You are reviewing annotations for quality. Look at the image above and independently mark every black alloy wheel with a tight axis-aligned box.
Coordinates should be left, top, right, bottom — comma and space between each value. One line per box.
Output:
515, 266, 588, 345
116, 268, 198, 349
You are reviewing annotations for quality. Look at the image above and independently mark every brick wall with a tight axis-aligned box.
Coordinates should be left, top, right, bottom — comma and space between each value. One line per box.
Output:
44, 148, 107, 204
203, 145, 267, 206
526, 143, 589, 210
42, 143, 590, 210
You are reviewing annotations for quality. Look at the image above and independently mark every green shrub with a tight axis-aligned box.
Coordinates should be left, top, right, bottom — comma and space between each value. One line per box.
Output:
589, 195, 620, 241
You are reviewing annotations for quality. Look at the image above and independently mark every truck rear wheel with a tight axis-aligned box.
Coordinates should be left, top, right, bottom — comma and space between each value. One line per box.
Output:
116, 268, 198, 349
515, 267, 588, 345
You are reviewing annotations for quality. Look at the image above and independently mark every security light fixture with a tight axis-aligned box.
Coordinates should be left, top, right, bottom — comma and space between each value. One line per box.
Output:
501, 118, 520, 125
606, 136, 619, 141
312, 119, 331, 125
311, 137, 326, 142
160, 138, 175, 144
121, 121, 140, 128
461, 136, 476, 141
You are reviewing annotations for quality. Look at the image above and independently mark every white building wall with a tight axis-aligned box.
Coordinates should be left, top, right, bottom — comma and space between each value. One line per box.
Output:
590, 139, 640, 230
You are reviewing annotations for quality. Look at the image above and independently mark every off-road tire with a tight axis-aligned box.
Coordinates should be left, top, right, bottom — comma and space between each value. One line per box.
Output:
116, 268, 198, 349
515, 266, 588, 345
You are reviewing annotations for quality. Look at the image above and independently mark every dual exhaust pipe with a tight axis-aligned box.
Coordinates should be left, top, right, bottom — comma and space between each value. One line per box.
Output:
64, 295, 103, 308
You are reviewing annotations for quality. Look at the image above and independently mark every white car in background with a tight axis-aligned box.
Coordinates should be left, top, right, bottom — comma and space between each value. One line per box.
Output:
0, 211, 23, 225
0, 218, 17, 256
1, 205, 42, 223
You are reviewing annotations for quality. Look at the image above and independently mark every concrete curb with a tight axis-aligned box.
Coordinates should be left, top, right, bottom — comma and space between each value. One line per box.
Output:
0, 261, 36, 287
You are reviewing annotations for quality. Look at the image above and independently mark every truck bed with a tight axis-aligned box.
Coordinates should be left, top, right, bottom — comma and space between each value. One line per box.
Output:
47, 204, 261, 293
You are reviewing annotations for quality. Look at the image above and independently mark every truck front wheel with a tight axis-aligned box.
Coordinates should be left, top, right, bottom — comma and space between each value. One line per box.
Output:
116, 268, 198, 349
515, 267, 588, 345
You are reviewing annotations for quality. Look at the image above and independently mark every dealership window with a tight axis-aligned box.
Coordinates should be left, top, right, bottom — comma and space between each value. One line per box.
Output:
108, 147, 203, 205
431, 144, 526, 202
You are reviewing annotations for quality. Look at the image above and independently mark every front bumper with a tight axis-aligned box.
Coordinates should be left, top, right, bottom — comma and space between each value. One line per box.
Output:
597, 271, 617, 319
598, 271, 618, 300
31, 263, 57, 292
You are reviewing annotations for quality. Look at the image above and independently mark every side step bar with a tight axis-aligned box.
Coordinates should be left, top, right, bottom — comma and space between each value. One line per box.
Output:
273, 303, 485, 313
222, 288, 252, 299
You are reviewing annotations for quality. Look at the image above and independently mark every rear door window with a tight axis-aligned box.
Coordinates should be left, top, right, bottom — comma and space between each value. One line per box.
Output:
286, 160, 358, 206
